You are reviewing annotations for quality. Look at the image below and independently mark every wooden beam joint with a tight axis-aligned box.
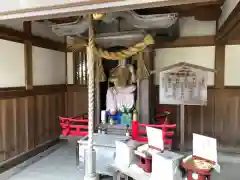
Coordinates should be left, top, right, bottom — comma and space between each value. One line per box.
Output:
0, 25, 66, 51
217, 1, 240, 43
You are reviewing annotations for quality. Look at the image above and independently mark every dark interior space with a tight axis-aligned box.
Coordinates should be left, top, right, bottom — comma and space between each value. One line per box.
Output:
99, 46, 137, 113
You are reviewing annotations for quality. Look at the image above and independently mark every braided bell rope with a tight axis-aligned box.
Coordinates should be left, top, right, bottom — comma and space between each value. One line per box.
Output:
137, 51, 150, 80
68, 34, 154, 61
86, 14, 95, 175
95, 56, 106, 82
94, 34, 154, 60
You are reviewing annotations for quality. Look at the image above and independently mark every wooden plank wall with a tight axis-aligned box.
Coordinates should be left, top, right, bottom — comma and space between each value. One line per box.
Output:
157, 82, 240, 152
65, 85, 88, 117
154, 34, 240, 152
0, 85, 65, 164
0, 23, 67, 171
185, 88, 240, 152
155, 86, 240, 153
154, 4, 240, 153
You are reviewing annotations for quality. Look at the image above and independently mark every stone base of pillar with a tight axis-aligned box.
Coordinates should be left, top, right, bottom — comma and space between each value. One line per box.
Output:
84, 149, 98, 180
84, 173, 99, 180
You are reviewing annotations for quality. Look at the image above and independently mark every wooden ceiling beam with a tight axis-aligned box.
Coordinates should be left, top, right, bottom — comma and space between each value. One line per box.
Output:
137, 0, 224, 21
0, 26, 66, 51
226, 22, 240, 42
216, 1, 240, 43
38, 16, 80, 24
188, 5, 222, 21
0, 0, 225, 21
37, 0, 224, 23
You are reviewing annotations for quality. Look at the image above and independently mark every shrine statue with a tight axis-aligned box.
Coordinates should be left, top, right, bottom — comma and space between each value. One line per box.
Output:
106, 60, 136, 124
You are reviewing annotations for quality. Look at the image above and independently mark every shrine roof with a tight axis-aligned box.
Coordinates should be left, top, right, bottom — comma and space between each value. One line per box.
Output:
151, 62, 216, 74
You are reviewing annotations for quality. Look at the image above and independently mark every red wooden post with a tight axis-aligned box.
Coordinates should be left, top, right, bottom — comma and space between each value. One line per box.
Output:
132, 120, 139, 140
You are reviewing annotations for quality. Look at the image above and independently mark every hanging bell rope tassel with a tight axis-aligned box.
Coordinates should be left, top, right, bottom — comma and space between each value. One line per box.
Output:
137, 52, 150, 80
95, 56, 106, 82
67, 38, 87, 52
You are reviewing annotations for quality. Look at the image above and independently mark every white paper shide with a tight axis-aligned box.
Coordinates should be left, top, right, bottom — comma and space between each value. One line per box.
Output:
146, 126, 164, 151
182, 133, 220, 173
193, 133, 218, 166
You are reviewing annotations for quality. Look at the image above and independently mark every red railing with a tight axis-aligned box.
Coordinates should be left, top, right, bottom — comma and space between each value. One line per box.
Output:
131, 120, 176, 147
59, 112, 176, 147
155, 107, 173, 125
59, 115, 88, 136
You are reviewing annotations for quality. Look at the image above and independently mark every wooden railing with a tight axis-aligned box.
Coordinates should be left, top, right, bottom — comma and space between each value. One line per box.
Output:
131, 120, 176, 147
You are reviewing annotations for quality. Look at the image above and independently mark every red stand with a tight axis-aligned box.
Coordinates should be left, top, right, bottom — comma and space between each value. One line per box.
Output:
138, 156, 152, 173
181, 156, 213, 180
133, 118, 170, 174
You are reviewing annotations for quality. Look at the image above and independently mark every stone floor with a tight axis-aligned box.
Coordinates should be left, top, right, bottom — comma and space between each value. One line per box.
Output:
3, 138, 240, 180
7, 140, 83, 180
212, 162, 240, 180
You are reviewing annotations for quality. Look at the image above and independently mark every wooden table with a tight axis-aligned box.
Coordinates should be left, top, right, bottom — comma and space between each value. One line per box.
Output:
110, 163, 151, 180
77, 134, 131, 176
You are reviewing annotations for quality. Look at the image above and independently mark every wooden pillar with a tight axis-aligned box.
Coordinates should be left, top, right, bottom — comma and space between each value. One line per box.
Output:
72, 52, 79, 85
23, 21, 35, 151
139, 47, 154, 124
214, 40, 225, 140
64, 37, 68, 85
23, 21, 33, 90
64, 37, 68, 116
214, 44, 225, 89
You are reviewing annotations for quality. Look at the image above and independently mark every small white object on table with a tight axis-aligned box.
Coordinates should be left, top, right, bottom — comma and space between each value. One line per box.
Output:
134, 144, 160, 158
110, 163, 151, 180
115, 140, 140, 168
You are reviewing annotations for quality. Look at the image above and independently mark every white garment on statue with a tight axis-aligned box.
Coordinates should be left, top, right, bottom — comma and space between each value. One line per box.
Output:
106, 85, 136, 112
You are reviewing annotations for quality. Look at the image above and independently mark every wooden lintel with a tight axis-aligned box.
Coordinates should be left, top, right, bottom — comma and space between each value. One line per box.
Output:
0, 85, 66, 100
227, 39, 240, 45
0, 25, 66, 52
155, 35, 215, 49
23, 21, 33, 90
